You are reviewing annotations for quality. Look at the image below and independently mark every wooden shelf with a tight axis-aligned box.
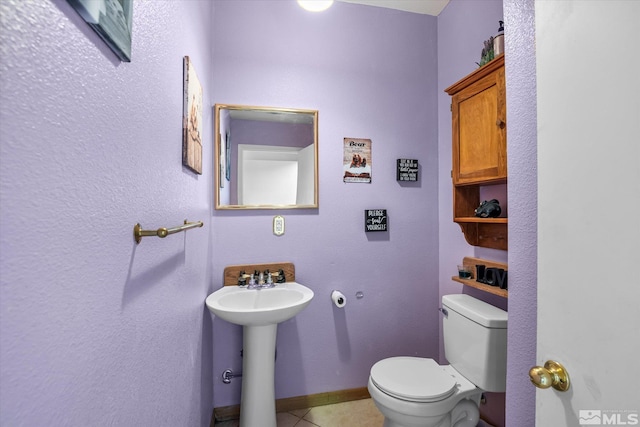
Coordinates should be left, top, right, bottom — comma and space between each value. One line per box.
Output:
451, 276, 508, 298
452, 256, 508, 298
454, 217, 507, 224
455, 222, 508, 251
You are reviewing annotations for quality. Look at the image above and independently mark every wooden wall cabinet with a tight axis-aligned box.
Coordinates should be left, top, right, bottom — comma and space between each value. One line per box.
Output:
445, 54, 507, 250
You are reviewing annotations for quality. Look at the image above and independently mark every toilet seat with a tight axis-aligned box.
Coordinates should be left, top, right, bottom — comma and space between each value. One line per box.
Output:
370, 357, 457, 403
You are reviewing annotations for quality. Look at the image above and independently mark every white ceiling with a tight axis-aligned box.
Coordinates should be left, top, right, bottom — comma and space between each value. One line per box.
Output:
336, 0, 450, 16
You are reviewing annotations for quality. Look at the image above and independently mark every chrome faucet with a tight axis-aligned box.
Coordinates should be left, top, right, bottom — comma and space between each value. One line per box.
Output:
245, 270, 276, 289
247, 273, 259, 289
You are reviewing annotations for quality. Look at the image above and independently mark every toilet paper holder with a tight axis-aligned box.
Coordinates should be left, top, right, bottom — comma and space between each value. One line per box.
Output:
331, 290, 346, 308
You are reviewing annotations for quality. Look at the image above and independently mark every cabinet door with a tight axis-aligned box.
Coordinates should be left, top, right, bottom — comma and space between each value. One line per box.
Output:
452, 67, 506, 185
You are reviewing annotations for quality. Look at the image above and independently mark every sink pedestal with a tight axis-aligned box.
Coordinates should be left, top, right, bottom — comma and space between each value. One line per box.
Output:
240, 324, 278, 427
205, 282, 314, 427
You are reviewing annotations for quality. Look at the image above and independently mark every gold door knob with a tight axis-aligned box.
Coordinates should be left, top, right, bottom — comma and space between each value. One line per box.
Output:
529, 360, 570, 392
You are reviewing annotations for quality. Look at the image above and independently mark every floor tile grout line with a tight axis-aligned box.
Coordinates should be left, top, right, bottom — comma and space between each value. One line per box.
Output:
293, 419, 321, 427
288, 408, 311, 418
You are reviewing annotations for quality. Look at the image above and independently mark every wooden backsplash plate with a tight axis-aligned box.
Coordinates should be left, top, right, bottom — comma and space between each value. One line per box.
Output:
223, 262, 296, 286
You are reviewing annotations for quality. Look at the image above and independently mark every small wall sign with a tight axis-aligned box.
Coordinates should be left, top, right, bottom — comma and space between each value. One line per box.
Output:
365, 209, 387, 232
397, 159, 419, 181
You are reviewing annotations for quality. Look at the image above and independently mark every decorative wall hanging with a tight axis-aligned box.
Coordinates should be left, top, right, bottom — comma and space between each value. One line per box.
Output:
397, 159, 419, 181
343, 138, 372, 183
183, 56, 203, 174
67, 0, 133, 62
365, 209, 387, 232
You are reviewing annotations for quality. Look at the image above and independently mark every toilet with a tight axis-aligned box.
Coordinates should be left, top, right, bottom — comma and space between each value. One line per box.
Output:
368, 294, 507, 427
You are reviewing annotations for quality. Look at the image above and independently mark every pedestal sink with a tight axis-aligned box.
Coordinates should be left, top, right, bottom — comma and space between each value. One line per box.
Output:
205, 282, 314, 427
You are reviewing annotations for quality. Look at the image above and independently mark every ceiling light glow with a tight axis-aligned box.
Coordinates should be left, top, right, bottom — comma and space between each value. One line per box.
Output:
297, 0, 334, 12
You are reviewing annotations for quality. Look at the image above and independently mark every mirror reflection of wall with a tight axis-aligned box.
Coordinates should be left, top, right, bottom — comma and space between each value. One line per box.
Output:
214, 105, 318, 209
232, 118, 314, 205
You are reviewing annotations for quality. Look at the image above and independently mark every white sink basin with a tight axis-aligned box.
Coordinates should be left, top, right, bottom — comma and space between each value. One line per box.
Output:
205, 282, 314, 326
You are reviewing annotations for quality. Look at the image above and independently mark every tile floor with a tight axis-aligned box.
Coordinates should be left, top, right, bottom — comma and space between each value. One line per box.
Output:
214, 398, 496, 427
214, 398, 384, 427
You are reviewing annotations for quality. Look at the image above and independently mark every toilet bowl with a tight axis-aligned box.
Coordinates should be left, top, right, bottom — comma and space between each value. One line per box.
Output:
368, 357, 481, 427
368, 295, 507, 427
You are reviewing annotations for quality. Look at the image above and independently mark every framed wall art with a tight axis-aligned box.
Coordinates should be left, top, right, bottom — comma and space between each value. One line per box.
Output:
67, 0, 133, 62
183, 56, 203, 174
343, 138, 372, 183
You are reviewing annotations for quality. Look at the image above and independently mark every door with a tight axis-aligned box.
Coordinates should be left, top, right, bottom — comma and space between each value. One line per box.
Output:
536, 1, 640, 426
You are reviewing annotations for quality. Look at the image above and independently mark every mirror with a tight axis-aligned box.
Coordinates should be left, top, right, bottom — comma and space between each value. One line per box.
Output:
214, 104, 319, 210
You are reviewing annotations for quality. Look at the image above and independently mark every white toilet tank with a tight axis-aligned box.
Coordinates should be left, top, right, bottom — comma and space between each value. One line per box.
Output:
442, 294, 508, 393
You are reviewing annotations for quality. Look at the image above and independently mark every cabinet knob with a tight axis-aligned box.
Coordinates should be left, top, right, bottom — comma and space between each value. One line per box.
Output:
496, 119, 506, 129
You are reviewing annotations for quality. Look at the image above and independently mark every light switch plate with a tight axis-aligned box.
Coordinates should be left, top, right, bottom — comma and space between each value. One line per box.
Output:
273, 215, 285, 236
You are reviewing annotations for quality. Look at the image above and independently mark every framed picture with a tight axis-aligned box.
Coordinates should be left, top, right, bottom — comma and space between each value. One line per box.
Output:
183, 56, 203, 174
343, 138, 372, 183
67, 0, 133, 62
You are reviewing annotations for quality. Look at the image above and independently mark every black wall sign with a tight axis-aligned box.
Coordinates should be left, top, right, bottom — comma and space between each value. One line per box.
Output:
365, 209, 387, 232
397, 159, 419, 182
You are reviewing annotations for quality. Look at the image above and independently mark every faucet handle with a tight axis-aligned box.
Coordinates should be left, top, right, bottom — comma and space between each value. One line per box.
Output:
238, 270, 247, 287
275, 269, 286, 283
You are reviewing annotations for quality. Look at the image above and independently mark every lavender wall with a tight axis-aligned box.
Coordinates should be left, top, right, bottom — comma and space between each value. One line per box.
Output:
437, 1, 509, 425
0, 1, 214, 425
231, 120, 314, 149
503, 0, 537, 425
210, 0, 439, 407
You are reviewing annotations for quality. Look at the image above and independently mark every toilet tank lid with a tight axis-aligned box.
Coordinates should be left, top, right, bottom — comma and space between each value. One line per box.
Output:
442, 294, 507, 328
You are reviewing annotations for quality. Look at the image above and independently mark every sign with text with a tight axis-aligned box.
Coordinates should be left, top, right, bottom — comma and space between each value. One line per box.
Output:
365, 209, 387, 232
343, 138, 372, 183
397, 159, 419, 181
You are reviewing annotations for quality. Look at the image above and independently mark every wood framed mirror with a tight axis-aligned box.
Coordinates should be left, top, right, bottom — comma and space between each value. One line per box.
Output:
214, 104, 319, 210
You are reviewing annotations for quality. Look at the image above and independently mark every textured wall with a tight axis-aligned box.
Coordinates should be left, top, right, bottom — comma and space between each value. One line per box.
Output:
503, 0, 537, 425
210, 0, 440, 407
0, 1, 214, 425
